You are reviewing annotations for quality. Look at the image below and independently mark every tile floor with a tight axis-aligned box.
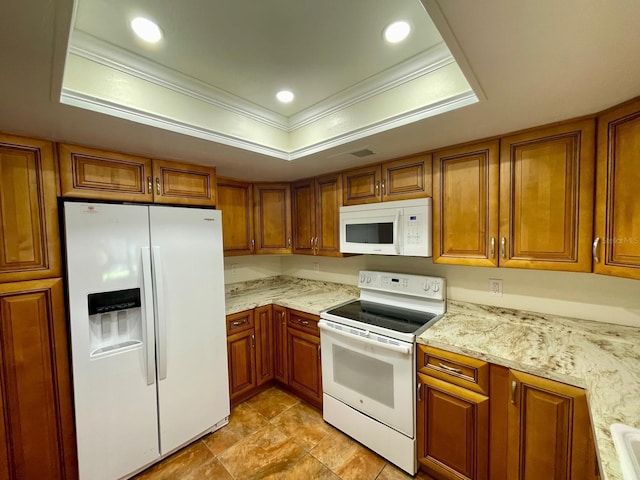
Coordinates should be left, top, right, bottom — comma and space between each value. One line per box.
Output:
134, 387, 434, 480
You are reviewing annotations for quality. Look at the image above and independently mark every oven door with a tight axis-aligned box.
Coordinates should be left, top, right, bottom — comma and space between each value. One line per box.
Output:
318, 320, 415, 437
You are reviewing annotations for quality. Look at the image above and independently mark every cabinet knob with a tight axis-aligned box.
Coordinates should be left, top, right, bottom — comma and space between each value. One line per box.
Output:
511, 380, 517, 405
156, 177, 161, 195
147, 176, 152, 194
251, 239, 255, 252
381, 179, 386, 194
375, 181, 380, 195
490, 237, 496, 259
251, 334, 255, 348
501, 237, 507, 259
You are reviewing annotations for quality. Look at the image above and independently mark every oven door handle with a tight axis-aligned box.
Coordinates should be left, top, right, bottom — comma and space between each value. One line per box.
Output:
318, 321, 412, 355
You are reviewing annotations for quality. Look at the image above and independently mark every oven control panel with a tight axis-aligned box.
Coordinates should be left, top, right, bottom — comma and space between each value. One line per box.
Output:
358, 270, 445, 301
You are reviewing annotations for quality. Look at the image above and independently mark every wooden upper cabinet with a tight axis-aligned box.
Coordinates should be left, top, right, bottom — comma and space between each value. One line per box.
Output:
59, 144, 217, 206
216, 177, 255, 255
0, 278, 77, 480
342, 164, 381, 205
343, 155, 432, 206
151, 159, 216, 206
507, 370, 591, 480
433, 141, 499, 267
292, 173, 342, 256
253, 183, 292, 254
0, 134, 61, 282
382, 154, 432, 201
58, 143, 153, 202
291, 178, 316, 255
499, 119, 595, 271
594, 98, 640, 280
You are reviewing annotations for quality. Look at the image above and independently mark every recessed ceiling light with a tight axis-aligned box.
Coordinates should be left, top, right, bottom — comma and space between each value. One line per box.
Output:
384, 21, 411, 43
276, 90, 295, 103
131, 17, 162, 43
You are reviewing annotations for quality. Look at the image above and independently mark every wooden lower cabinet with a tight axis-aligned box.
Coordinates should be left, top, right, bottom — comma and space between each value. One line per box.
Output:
273, 305, 288, 383
227, 327, 257, 403
0, 278, 77, 480
287, 327, 322, 409
255, 305, 274, 386
505, 369, 594, 480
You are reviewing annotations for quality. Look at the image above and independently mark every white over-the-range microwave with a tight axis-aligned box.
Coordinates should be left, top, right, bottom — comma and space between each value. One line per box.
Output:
339, 198, 432, 257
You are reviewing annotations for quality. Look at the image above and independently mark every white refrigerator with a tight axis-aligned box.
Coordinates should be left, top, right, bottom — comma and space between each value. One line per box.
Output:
63, 201, 230, 480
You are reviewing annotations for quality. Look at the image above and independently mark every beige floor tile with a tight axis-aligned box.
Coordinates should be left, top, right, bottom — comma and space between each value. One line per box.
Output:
202, 402, 268, 455
133, 440, 222, 480
333, 444, 385, 480
217, 423, 306, 480
310, 430, 360, 471
245, 387, 299, 419
277, 454, 341, 480
270, 402, 334, 450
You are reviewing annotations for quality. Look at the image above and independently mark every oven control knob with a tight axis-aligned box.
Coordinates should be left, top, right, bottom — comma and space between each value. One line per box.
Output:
360, 274, 366, 283
423, 281, 431, 291
432, 282, 440, 293
366, 276, 372, 283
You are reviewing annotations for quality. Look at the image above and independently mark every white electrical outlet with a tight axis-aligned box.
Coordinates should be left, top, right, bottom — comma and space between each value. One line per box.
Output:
313, 263, 320, 272
489, 278, 503, 296
230, 264, 237, 274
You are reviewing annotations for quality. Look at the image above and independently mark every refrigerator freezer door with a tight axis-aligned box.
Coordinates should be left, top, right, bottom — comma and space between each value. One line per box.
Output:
148, 206, 230, 455
64, 202, 160, 480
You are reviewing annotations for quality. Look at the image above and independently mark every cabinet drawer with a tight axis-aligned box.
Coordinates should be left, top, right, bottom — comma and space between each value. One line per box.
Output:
418, 345, 489, 395
226, 310, 254, 335
287, 309, 319, 335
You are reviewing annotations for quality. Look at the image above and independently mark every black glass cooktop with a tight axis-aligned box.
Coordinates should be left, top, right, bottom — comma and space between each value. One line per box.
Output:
324, 300, 437, 334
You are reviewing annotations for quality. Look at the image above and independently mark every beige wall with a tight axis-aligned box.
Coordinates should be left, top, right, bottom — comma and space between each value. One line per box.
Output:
225, 254, 640, 328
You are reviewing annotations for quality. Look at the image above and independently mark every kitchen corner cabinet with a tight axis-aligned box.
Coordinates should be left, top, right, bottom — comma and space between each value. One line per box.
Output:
432, 140, 500, 267
342, 154, 432, 206
416, 345, 489, 480
292, 173, 342, 256
286, 310, 322, 409
217, 177, 255, 255
253, 183, 292, 254
58, 143, 217, 206
0, 278, 77, 480
254, 305, 274, 386
0, 134, 61, 283
593, 98, 640, 280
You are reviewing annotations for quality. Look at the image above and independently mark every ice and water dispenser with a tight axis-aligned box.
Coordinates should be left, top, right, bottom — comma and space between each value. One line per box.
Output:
87, 288, 143, 357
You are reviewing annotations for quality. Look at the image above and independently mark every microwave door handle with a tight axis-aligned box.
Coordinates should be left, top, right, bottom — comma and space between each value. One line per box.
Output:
393, 210, 401, 254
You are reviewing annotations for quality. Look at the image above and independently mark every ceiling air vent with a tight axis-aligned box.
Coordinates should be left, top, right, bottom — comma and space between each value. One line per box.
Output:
349, 148, 376, 158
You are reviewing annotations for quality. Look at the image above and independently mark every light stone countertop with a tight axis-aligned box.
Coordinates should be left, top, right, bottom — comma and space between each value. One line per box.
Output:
417, 300, 640, 480
225, 276, 359, 316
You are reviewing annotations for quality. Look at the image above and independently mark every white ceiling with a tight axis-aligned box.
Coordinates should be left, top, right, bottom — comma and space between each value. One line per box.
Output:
0, 0, 639, 181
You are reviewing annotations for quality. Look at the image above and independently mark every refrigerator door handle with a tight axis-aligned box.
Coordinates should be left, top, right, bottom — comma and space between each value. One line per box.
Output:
141, 247, 156, 386
152, 246, 168, 381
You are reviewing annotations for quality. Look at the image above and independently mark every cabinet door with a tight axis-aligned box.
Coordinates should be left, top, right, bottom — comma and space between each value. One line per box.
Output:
0, 134, 61, 282
227, 329, 257, 403
217, 177, 254, 256
254, 305, 274, 386
594, 99, 640, 279
291, 179, 316, 255
417, 373, 488, 480
499, 119, 595, 271
507, 370, 591, 480
315, 173, 342, 256
287, 328, 322, 408
152, 159, 216, 206
432, 141, 499, 266
253, 183, 292, 254
342, 164, 382, 205
58, 143, 153, 202
273, 306, 288, 384
382, 154, 432, 201
0, 279, 76, 480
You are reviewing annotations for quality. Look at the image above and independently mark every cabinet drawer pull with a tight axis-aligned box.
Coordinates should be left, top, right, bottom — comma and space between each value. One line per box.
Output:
156, 177, 161, 195
318, 344, 321, 359
298, 319, 309, 326
490, 237, 496, 258
251, 334, 255, 348
511, 380, 517, 405
417, 381, 423, 402
147, 176, 152, 194
592, 237, 601, 263
231, 320, 247, 326
288, 237, 291, 248
438, 362, 463, 374
501, 237, 507, 259
375, 181, 380, 195
381, 179, 386, 194
251, 239, 255, 252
